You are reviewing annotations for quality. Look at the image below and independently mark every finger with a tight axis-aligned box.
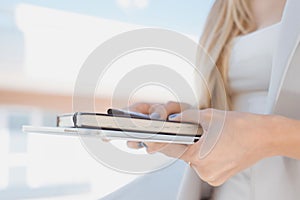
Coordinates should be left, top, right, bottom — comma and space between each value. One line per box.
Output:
127, 141, 144, 149
148, 104, 167, 119
149, 101, 191, 120
168, 109, 213, 127
125, 102, 155, 114
144, 142, 189, 159
101, 137, 111, 142
143, 142, 167, 154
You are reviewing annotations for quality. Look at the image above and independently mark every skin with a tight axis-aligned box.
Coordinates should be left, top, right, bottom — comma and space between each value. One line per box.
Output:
251, 0, 287, 29
125, 0, 300, 186
127, 102, 300, 186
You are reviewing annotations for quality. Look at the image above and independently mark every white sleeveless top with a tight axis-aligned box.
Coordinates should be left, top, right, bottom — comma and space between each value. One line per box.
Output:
229, 23, 280, 114
212, 23, 281, 200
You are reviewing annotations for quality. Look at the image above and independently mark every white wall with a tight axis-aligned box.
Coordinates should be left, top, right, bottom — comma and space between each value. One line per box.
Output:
1, 4, 199, 104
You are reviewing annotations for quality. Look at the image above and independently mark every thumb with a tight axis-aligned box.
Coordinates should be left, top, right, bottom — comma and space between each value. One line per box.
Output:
168, 109, 213, 130
148, 101, 190, 120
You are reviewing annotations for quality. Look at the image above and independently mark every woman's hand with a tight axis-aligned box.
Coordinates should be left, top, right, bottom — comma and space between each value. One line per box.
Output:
172, 109, 281, 186
135, 108, 285, 186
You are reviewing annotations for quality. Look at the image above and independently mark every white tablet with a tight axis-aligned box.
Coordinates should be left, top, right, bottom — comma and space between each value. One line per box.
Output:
22, 125, 199, 144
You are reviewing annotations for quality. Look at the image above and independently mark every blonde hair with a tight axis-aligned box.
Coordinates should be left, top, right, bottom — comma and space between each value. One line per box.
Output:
197, 0, 256, 109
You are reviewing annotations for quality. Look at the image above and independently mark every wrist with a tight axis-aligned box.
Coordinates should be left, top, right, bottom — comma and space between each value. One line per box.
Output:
264, 115, 300, 158
262, 115, 282, 157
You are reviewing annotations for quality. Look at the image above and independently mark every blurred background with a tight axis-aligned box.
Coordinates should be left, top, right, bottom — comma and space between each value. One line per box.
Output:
0, 0, 212, 199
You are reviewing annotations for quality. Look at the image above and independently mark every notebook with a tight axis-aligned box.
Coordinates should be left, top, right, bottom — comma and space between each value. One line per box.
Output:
23, 109, 202, 144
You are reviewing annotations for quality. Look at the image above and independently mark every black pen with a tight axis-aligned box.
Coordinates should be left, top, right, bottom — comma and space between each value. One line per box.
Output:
107, 108, 151, 119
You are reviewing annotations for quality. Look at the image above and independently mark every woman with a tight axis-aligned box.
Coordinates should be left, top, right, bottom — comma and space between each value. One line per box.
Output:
125, 0, 300, 199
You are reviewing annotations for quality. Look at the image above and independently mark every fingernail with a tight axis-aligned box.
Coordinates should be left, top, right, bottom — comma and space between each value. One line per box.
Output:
138, 142, 148, 148
168, 113, 178, 120
150, 113, 161, 119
